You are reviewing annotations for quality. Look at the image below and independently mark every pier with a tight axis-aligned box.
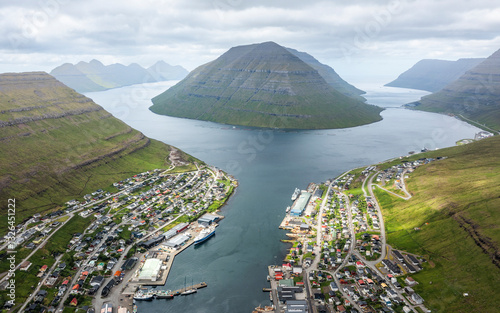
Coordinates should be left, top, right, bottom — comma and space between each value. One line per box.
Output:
170, 282, 208, 296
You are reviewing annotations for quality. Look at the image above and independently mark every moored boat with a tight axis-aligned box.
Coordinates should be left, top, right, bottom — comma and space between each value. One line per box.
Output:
155, 289, 174, 299
291, 188, 300, 201
194, 226, 215, 244
180, 288, 197, 296
133, 290, 153, 301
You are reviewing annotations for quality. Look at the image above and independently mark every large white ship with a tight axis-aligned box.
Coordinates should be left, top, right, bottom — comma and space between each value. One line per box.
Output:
194, 226, 215, 245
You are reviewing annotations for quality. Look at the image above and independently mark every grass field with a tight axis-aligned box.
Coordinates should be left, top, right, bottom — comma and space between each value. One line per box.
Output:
374, 136, 500, 312
0, 73, 200, 229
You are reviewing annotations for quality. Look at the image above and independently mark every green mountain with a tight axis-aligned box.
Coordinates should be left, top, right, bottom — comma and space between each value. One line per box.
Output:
50, 59, 188, 93
285, 47, 366, 100
374, 136, 500, 312
407, 49, 500, 131
386, 58, 484, 92
0, 72, 198, 221
150, 41, 382, 129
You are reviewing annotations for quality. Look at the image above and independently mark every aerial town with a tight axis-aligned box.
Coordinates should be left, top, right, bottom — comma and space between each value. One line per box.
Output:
0, 165, 237, 313
257, 158, 444, 313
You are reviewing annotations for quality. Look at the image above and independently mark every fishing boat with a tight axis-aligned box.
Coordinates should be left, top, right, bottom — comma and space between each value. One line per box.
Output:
155, 289, 174, 299
133, 290, 153, 301
194, 226, 215, 245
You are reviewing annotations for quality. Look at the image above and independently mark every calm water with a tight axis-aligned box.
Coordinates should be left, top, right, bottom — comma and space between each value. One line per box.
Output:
86, 82, 478, 313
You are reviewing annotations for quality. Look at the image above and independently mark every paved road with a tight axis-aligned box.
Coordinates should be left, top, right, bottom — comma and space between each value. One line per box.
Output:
363, 172, 387, 265
0, 214, 74, 284
18, 254, 64, 312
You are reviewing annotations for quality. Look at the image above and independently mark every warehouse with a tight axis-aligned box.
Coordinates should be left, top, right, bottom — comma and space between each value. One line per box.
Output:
138, 258, 163, 281
198, 213, 220, 226
290, 192, 311, 216
163, 234, 190, 249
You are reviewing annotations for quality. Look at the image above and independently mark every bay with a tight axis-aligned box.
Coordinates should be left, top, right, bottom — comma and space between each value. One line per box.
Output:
86, 82, 479, 313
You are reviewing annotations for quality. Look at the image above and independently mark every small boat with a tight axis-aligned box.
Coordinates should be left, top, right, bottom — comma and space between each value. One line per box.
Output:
262, 288, 272, 292
286, 206, 291, 213
155, 290, 174, 299
180, 288, 197, 296
133, 290, 153, 301
291, 188, 300, 201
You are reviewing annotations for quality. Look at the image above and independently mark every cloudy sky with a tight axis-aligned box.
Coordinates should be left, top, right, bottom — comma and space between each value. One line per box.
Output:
1, 0, 500, 85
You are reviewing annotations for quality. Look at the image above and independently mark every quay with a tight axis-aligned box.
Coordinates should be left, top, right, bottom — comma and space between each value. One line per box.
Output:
170, 282, 208, 296
122, 214, 223, 296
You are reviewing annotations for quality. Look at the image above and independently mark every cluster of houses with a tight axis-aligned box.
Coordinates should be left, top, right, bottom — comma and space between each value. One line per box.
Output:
2, 167, 236, 312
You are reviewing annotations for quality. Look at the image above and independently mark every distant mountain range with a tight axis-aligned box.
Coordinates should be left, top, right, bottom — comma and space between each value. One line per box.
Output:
50, 60, 188, 93
386, 58, 485, 92
0, 72, 198, 219
408, 49, 500, 131
150, 41, 382, 129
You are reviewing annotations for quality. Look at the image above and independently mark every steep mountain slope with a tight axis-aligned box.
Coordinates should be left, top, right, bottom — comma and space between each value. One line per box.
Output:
408, 49, 500, 131
150, 41, 382, 129
0, 72, 198, 220
285, 47, 366, 100
386, 58, 484, 92
375, 136, 500, 312
50, 60, 188, 93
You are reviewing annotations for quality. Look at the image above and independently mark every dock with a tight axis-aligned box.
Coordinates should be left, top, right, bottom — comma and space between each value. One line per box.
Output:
122, 217, 222, 295
170, 282, 208, 296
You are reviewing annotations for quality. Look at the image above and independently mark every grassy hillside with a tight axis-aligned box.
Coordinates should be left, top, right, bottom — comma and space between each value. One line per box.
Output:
0, 72, 199, 223
385, 58, 484, 92
374, 136, 500, 312
150, 41, 383, 130
408, 49, 500, 131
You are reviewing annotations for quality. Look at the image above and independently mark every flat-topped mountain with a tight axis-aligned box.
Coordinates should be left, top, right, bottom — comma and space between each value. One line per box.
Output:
0, 72, 197, 220
50, 60, 188, 93
408, 49, 500, 130
386, 58, 484, 92
150, 42, 382, 129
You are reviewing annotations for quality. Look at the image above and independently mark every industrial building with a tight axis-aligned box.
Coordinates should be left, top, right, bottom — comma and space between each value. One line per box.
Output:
290, 192, 311, 216
138, 258, 163, 281
197, 213, 220, 226
163, 234, 190, 249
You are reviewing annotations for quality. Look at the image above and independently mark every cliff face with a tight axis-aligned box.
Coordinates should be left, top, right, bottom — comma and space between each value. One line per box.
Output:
386, 58, 484, 92
50, 60, 188, 93
150, 41, 382, 129
0, 72, 195, 218
409, 49, 500, 130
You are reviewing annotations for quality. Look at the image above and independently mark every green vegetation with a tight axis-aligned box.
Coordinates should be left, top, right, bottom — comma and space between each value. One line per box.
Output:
409, 49, 500, 131
0, 72, 199, 226
150, 41, 383, 129
374, 136, 500, 312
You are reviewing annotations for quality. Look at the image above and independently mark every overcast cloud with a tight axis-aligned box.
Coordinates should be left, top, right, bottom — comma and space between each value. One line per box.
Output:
1, 0, 499, 84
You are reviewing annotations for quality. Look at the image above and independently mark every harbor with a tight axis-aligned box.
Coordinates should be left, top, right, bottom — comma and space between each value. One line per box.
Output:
121, 215, 223, 299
